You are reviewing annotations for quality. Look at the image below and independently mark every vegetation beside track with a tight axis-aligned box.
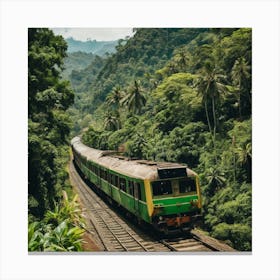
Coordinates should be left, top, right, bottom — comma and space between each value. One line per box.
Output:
28, 29, 84, 251
75, 28, 252, 251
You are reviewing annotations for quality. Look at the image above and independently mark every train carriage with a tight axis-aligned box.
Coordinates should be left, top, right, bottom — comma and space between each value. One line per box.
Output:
71, 136, 202, 234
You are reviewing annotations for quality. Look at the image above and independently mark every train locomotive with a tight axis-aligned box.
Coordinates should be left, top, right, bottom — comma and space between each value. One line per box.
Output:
71, 136, 202, 234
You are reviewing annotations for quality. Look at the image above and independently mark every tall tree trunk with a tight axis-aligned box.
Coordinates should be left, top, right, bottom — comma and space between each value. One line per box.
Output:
205, 99, 212, 136
212, 97, 216, 140
211, 97, 218, 164
238, 80, 242, 120
232, 136, 236, 182
205, 99, 217, 163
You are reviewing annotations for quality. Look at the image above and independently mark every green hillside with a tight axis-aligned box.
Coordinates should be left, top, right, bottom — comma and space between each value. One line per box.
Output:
69, 28, 251, 251
68, 28, 210, 133
62, 51, 95, 79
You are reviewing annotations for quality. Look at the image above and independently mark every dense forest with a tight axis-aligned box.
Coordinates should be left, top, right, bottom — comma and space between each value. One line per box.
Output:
28, 29, 84, 251
28, 28, 252, 251
71, 28, 252, 251
61, 51, 95, 80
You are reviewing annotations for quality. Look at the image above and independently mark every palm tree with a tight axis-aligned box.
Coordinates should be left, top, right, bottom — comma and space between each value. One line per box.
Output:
236, 143, 252, 166
196, 63, 227, 162
173, 49, 190, 72
231, 57, 250, 119
236, 142, 252, 182
121, 80, 146, 115
105, 85, 123, 129
103, 113, 120, 131
205, 167, 226, 196
106, 85, 123, 112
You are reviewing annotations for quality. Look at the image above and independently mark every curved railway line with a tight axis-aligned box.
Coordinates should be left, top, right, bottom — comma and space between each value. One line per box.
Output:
69, 160, 236, 253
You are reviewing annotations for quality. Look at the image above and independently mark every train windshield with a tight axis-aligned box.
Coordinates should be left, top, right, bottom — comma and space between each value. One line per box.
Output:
152, 177, 196, 196
152, 177, 197, 197
152, 180, 172, 196
179, 177, 196, 193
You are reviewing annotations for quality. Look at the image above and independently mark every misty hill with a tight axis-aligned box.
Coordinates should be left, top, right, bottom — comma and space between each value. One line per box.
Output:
66, 37, 118, 55
62, 51, 96, 79
69, 28, 210, 105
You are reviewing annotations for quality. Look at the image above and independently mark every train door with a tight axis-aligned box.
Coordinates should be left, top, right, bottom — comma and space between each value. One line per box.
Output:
134, 182, 141, 217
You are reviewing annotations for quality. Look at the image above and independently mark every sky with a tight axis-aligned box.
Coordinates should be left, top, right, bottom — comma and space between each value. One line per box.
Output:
52, 28, 134, 41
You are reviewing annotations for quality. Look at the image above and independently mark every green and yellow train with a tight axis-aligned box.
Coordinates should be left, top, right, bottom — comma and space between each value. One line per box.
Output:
71, 136, 202, 234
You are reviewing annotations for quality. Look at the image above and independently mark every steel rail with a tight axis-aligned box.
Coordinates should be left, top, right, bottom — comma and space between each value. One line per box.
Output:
70, 161, 151, 251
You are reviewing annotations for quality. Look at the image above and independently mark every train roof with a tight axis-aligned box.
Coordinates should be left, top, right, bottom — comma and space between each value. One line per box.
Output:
71, 136, 197, 181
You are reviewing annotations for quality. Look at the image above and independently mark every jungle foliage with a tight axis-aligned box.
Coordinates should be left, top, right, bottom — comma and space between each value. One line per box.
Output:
28, 191, 85, 252
61, 51, 96, 80
75, 28, 252, 251
28, 28, 84, 251
68, 28, 209, 134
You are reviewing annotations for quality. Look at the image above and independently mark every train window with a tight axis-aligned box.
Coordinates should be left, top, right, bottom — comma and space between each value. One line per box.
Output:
104, 170, 108, 181
128, 181, 134, 196
139, 183, 146, 201
112, 174, 116, 185
115, 176, 120, 188
152, 180, 172, 196
108, 173, 112, 184
120, 178, 126, 192
137, 183, 141, 200
179, 178, 196, 193
133, 182, 142, 200
134, 183, 138, 199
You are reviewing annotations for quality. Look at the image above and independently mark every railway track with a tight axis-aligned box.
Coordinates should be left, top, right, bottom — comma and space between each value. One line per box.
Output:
160, 237, 212, 252
159, 232, 235, 252
69, 161, 169, 252
69, 161, 236, 253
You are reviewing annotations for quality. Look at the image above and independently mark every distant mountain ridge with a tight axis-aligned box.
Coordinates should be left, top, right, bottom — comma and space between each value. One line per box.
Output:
66, 37, 118, 55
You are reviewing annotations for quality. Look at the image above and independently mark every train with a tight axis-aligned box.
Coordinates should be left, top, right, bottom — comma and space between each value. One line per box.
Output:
71, 136, 202, 234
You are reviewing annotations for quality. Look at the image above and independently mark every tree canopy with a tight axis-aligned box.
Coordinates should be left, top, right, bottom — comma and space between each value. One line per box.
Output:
75, 28, 252, 251
28, 28, 74, 218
